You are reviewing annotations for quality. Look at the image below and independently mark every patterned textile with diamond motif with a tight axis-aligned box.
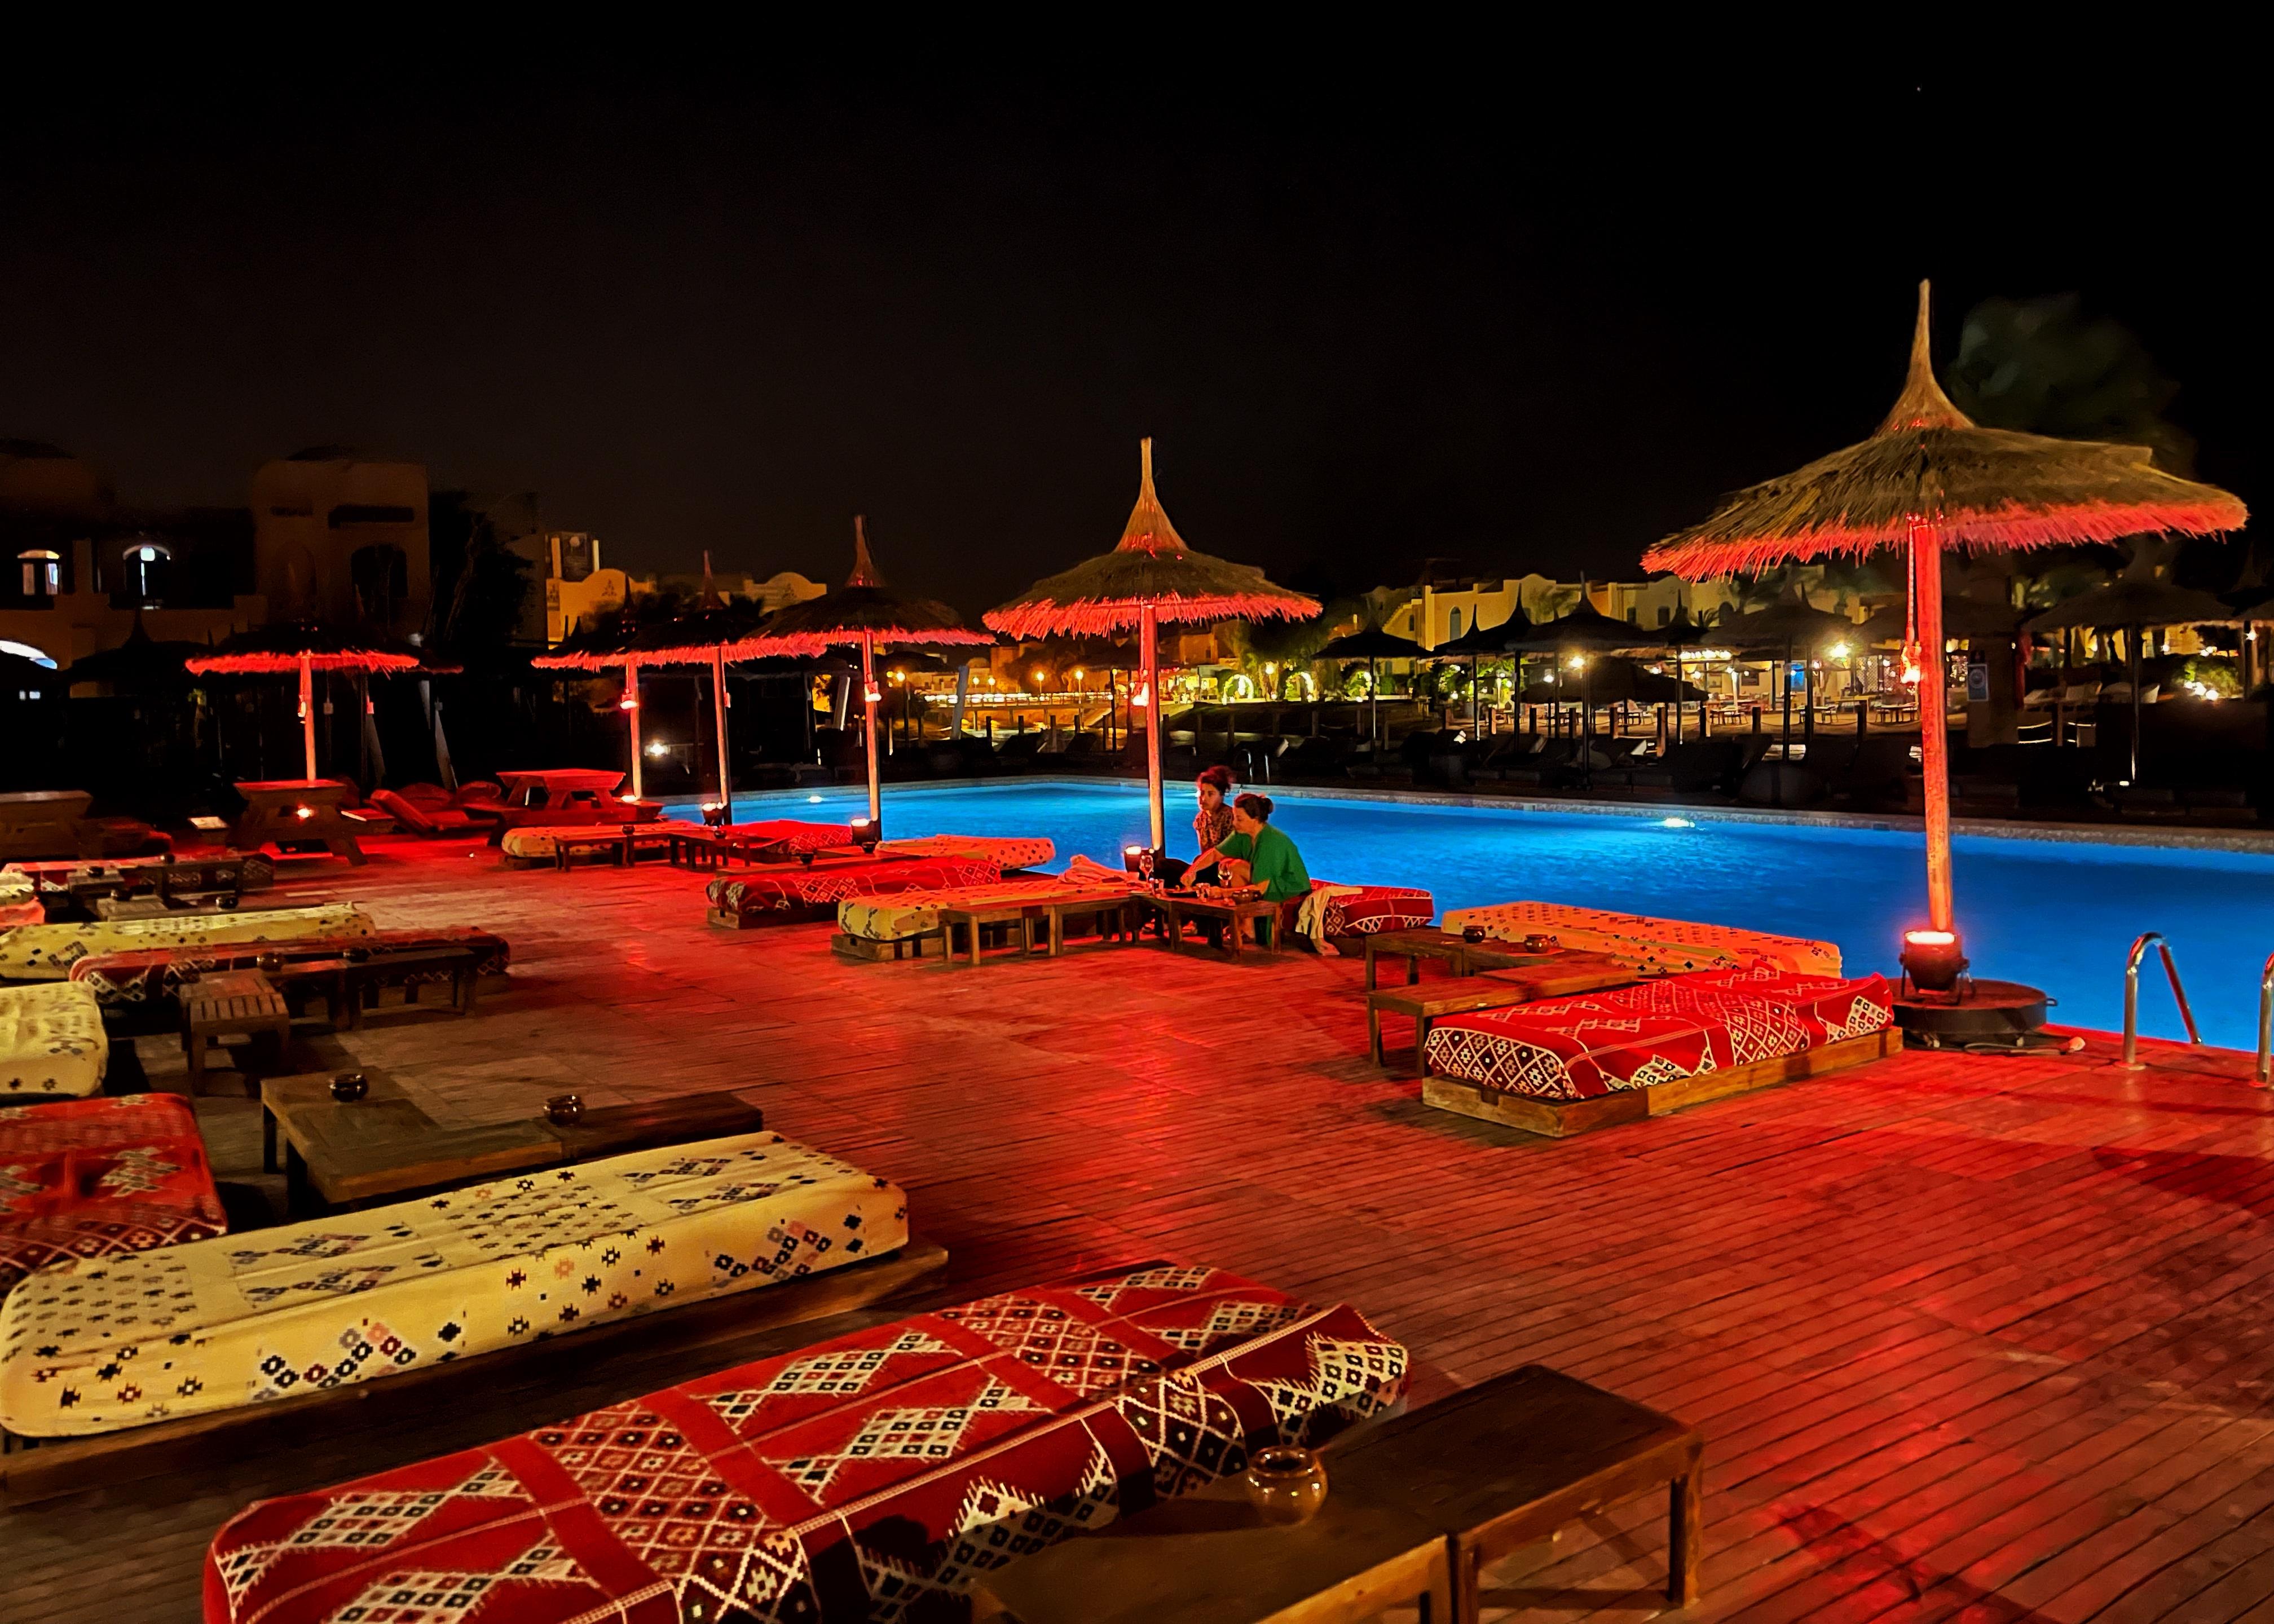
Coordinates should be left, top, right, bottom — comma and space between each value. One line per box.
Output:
1439, 901, 1839, 976
1316, 884, 1434, 939
1, 1130, 907, 1437
1, 1094, 226, 1298
838, 872, 1141, 944
1425, 968, 1894, 1101
203, 1261, 1407, 1624
708, 858, 1001, 921
874, 835, 1057, 871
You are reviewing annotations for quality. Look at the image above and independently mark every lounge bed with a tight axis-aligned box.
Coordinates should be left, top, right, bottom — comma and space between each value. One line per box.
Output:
497, 820, 704, 865
1443, 901, 1839, 976
1423, 965, 1897, 1136
0, 868, 36, 929
68, 926, 511, 1018
0, 1093, 227, 1296
729, 818, 859, 858
0, 1129, 907, 1440
0, 904, 374, 981
0, 982, 109, 1099
708, 856, 1002, 927
366, 785, 504, 838
875, 832, 1057, 870
202, 1260, 1408, 1624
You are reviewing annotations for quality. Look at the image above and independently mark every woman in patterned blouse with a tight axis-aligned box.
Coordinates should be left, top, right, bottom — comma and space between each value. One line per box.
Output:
1159, 765, 1236, 886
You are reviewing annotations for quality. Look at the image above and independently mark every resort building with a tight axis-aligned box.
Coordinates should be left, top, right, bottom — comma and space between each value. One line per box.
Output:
249, 449, 431, 636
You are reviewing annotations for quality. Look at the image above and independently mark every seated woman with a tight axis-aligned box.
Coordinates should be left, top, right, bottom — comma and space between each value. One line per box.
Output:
1157, 765, 1236, 886
1201, 793, 1312, 946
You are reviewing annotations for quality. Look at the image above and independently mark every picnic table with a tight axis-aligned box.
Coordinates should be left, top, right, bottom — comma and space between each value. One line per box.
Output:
259, 1068, 766, 1215
977, 1364, 1702, 1624
1367, 953, 1635, 1076
229, 779, 365, 865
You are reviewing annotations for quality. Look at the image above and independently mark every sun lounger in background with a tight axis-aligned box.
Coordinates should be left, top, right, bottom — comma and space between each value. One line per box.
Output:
201, 1261, 1408, 1624
367, 784, 503, 837
1443, 901, 1839, 976
0, 1094, 227, 1296
0, 904, 374, 981
0, 982, 109, 1098
708, 857, 1002, 927
0, 1130, 908, 1440
1423, 965, 1897, 1137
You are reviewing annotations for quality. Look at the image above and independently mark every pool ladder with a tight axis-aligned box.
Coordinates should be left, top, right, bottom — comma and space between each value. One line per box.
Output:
2120, 935, 2274, 1086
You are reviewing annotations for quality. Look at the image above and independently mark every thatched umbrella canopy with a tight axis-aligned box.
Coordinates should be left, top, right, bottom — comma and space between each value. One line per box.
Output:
612, 601, 804, 822
1856, 597, 2020, 645
1315, 622, 1420, 746
1522, 656, 1702, 707
1431, 608, 1536, 735
2025, 570, 2240, 781
533, 621, 655, 796
731, 517, 990, 827
985, 439, 1319, 851
1711, 589, 1866, 780
187, 623, 421, 782
1640, 281, 2246, 942
66, 615, 207, 691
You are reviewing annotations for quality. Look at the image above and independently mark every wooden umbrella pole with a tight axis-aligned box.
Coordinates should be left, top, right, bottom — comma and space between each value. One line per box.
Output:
299, 652, 318, 780
711, 646, 734, 823
862, 630, 883, 826
1143, 602, 1165, 852
1912, 519, 1954, 933
625, 658, 644, 800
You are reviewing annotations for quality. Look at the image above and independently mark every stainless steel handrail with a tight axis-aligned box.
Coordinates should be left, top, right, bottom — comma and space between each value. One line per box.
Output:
2123, 932, 2205, 1068
2257, 951, 2274, 1088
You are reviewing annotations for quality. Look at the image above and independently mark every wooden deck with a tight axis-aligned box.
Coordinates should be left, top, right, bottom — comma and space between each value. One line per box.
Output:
10, 836, 2274, 1622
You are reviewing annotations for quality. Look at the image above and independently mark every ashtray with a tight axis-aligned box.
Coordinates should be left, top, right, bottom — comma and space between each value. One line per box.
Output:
329, 1073, 369, 1102
1521, 934, 1561, 954
545, 1093, 584, 1126
1243, 1445, 1328, 1525
344, 946, 372, 963
1460, 925, 1488, 944
256, 952, 285, 973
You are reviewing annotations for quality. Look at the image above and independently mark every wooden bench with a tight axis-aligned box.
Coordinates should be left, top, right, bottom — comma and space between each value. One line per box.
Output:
179, 969, 290, 1091
936, 900, 1046, 965
259, 1069, 769, 1213
977, 1363, 1702, 1623
1367, 953, 1636, 1078
267, 945, 487, 1030
551, 827, 631, 870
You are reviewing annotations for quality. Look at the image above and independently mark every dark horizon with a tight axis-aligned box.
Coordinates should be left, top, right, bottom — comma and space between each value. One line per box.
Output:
5, 55, 2263, 615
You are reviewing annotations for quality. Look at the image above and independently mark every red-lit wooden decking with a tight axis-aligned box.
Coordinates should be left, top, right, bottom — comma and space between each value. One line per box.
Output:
10, 836, 2274, 1622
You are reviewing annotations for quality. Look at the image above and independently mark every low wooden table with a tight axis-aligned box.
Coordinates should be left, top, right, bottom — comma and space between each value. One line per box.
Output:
229, 779, 365, 865
268, 945, 487, 1029
1368, 955, 1636, 1076
180, 969, 291, 1091
936, 901, 1045, 965
979, 1365, 1701, 1624
552, 827, 631, 870
1363, 928, 1558, 990
1040, 892, 1140, 955
259, 1070, 767, 1214
1137, 891, 1286, 956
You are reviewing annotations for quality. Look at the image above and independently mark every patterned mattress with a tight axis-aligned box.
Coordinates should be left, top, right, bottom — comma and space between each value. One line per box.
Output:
202, 1261, 1408, 1624
1425, 967, 1893, 1102
1316, 882, 1434, 938
729, 819, 858, 856
0, 867, 38, 929
1, 1094, 226, 1298
0, 904, 374, 981
1440, 901, 1840, 976
0, 1130, 907, 1437
876, 833, 1057, 871
1, 982, 109, 1099
839, 874, 1136, 942
709, 858, 1001, 920
497, 821, 703, 861
67, 927, 512, 1011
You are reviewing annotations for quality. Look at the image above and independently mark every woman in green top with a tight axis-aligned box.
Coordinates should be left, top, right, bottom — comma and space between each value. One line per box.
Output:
1205, 793, 1312, 903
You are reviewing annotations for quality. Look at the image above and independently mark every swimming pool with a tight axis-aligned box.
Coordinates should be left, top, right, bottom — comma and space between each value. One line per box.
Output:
678, 780, 2274, 1048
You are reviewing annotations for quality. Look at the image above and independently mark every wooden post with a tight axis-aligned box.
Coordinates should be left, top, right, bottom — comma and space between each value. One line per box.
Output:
1143, 602, 1165, 853
298, 652, 317, 781
624, 657, 644, 800
711, 645, 734, 824
860, 630, 883, 826
1912, 519, 1954, 933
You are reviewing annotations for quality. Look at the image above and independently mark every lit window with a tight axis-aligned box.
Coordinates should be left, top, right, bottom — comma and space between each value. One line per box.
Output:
122, 541, 171, 601
17, 549, 60, 598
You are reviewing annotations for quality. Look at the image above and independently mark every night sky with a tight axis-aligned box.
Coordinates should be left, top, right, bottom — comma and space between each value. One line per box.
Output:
4, 58, 2261, 615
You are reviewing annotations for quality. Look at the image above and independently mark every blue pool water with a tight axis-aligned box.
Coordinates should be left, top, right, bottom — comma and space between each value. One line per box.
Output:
678, 780, 2274, 1048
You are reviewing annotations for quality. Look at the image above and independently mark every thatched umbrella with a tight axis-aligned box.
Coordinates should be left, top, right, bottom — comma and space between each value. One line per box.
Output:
1856, 596, 2020, 645
735, 517, 990, 828
1496, 603, 1664, 743
1715, 588, 1862, 756
986, 439, 1319, 851
1024, 634, 1141, 747
66, 614, 208, 691
622, 601, 804, 823
186, 623, 420, 782
1433, 607, 1536, 734
2024, 568, 2240, 782
532, 621, 653, 797
1316, 621, 1422, 745
1643, 281, 2245, 942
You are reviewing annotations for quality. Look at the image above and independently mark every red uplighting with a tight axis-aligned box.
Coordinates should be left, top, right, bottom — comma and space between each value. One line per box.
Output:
1905, 929, 1956, 947
618, 696, 639, 710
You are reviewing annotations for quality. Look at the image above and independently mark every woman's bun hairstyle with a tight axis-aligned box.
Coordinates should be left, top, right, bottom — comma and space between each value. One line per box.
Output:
1233, 792, 1274, 822
1197, 764, 1235, 793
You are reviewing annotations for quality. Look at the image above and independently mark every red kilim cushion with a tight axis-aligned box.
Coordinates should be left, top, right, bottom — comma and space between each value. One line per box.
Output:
706, 858, 1001, 919
726, 820, 857, 856
204, 1261, 1408, 1624
0, 1093, 227, 1296
1425, 970, 1893, 1102
1319, 884, 1434, 937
